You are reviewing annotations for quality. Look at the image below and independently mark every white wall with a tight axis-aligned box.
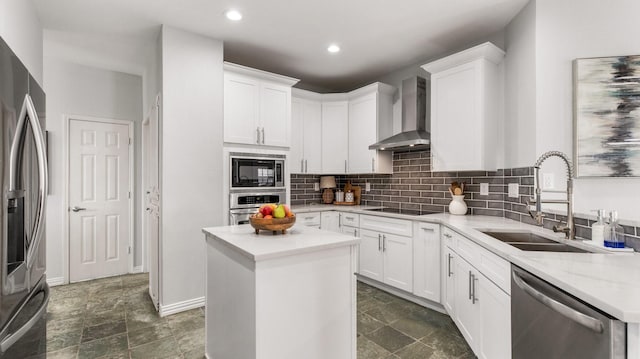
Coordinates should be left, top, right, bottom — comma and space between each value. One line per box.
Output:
0, 0, 43, 83
43, 57, 144, 282
160, 26, 223, 309
503, 0, 536, 168
502, 0, 640, 220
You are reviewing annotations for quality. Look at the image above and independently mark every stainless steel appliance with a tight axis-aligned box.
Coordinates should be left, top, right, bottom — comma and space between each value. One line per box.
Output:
511, 265, 625, 359
0, 37, 49, 357
230, 153, 285, 190
229, 190, 286, 225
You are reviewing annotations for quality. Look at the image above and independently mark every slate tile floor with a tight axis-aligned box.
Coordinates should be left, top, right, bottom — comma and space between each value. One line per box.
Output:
357, 282, 475, 358
46, 274, 473, 358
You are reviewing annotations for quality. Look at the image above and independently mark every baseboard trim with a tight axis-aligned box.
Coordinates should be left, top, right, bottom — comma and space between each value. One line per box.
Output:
47, 277, 65, 287
132, 266, 144, 274
356, 276, 447, 315
159, 296, 205, 317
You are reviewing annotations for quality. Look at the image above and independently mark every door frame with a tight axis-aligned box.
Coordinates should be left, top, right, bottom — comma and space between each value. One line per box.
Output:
62, 114, 135, 284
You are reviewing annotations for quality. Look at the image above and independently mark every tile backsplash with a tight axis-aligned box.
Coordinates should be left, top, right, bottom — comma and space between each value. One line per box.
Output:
290, 149, 640, 251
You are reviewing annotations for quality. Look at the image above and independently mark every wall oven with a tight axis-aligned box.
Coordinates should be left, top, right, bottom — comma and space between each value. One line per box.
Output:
229, 191, 286, 225
230, 153, 285, 190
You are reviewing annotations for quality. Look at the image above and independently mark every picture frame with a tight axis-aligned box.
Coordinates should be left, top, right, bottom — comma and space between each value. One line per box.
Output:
573, 55, 640, 177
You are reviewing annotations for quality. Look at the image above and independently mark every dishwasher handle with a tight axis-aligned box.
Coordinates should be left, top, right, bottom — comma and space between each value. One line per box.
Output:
512, 267, 604, 334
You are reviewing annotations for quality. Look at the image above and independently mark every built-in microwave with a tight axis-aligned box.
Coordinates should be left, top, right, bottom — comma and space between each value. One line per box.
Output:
230, 153, 285, 189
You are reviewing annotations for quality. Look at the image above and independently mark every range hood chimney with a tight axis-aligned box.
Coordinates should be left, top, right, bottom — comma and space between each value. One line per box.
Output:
369, 76, 430, 151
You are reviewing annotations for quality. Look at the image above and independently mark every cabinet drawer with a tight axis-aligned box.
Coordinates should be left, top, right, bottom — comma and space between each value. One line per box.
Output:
442, 227, 456, 248
299, 212, 321, 226
360, 215, 412, 237
340, 212, 359, 228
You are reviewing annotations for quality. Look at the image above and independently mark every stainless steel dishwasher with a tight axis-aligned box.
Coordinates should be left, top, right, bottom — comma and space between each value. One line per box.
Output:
511, 265, 626, 358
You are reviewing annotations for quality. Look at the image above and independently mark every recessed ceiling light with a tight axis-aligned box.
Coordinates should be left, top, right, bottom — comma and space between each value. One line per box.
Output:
327, 44, 340, 53
225, 9, 243, 21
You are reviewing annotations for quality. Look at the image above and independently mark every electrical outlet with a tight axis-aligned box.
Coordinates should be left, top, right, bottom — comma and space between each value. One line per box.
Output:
480, 183, 489, 196
314, 182, 320, 191
365, 182, 371, 192
543, 173, 555, 189
508, 183, 519, 198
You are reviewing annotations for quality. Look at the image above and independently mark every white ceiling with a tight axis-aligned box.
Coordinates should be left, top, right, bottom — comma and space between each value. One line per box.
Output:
33, 0, 529, 92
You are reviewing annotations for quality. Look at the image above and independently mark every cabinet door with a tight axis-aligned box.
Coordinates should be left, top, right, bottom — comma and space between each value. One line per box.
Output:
453, 256, 480, 352
413, 223, 441, 302
260, 82, 290, 147
348, 93, 377, 173
290, 99, 304, 174
340, 226, 359, 239
302, 101, 322, 173
321, 101, 349, 173
382, 233, 413, 292
431, 61, 483, 171
443, 246, 456, 314
478, 275, 510, 359
358, 229, 383, 282
320, 211, 340, 233
224, 73, 260, 145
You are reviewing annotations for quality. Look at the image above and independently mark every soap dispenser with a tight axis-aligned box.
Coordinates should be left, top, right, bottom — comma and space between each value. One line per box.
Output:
604, 211, 625, 248
591, 209, 606, 246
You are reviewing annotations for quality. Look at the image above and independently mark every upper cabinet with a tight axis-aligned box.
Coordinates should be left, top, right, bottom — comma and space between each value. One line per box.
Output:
291, 90, 323, 174
224, 63, 299, 148
348, 84, 394, 174
422, 42, 504, 172
321, 100, 349, 174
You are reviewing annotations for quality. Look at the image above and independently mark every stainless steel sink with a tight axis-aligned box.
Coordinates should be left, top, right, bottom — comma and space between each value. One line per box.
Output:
481, 231, 589, 253
482, 231, 557, 244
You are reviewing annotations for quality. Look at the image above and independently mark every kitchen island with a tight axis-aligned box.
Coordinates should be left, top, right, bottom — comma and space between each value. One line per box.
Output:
202, 224, 359, 359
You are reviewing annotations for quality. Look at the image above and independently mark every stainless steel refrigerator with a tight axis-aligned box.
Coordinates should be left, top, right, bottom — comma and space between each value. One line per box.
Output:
0, 36, 49, 358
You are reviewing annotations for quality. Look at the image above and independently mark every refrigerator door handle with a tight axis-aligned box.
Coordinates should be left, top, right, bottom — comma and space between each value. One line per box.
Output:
9, 94, 48, 269
0, 282, 49, 353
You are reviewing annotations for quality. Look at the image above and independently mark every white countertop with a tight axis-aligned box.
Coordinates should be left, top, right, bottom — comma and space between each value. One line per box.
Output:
202, 224, 359, 262
292, 204, 640, 322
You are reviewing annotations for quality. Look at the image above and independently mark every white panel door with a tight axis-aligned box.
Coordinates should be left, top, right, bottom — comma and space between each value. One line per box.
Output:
69, 119, 131, 282
443, 246, 456, 314
321, 101, 348, 173
358, 229, 383, 282
260, 82, 290, 147
454, 256, 480, 352
320, 211, 340, 233
413, 223, 441, 302
290, 99, 304, 174
348, 93, 377, 173
478, 275, 510, 359
302, 101, 322, 173
144, 97, 161, 310
382, 233, 413, 292
224, 73, 260, 145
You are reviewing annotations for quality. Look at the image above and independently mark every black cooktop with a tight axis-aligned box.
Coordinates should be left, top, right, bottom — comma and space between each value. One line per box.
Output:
364, 208, 442, 216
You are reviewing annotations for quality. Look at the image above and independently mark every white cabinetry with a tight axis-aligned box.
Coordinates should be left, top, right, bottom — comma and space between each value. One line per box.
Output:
291, 91, 322, 173
358, 215, 412, 292
347, 84, 394, 174
320, 211, 339, 232
440, 226, 510, 359
299, 212, 321, 228
322, 101, 349, 174
224, 63, 298, 147
422, 42, 504, 171
412, 222, 441, 303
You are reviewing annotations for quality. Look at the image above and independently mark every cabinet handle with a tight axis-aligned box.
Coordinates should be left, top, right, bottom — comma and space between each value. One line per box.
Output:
443, 233, 452, 238
256, 127, 260, 144
372, 158, 375, 172
344, 160, 347, 173
354, 229, 358, 238
301, 159, 304, 173
378, 234, 382, 251
261, 127, 265, 144
468, 271, 473, 301
338, 213, 342, 227
382, 234, 386, 252
304, 216, 314, 220
422, 227, 435, 232
472, 275, 479, 304
305, 159, 308, 173
447, 254, 453, 277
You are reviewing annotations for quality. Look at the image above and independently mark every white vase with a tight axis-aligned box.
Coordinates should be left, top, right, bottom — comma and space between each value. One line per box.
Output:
449, 195, 468, 215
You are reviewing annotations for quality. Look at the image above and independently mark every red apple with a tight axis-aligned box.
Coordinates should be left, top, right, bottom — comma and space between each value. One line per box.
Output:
261, 206, 273, 216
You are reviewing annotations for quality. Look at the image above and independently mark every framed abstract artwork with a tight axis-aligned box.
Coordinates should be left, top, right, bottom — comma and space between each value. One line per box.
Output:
573, 55, 640, 177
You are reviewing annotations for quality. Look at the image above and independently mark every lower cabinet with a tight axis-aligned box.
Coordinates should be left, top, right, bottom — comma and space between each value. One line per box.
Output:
413, 222, 441, 303
442, 228, 511, 359
299, 212, 321, 228
359, 228, 413, 292
320, 211, 339, 232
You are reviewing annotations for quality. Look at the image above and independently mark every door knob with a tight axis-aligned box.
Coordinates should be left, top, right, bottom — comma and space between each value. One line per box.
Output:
71, 206, 86, 212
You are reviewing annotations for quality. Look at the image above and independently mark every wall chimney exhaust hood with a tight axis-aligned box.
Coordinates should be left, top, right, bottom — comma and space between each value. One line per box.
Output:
369, 76, 430, 151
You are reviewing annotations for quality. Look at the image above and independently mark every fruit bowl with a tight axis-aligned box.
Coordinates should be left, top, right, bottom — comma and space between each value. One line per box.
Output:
249, 215, 296, 235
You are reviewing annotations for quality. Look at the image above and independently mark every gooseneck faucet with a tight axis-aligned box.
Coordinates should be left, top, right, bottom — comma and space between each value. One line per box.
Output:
526, 151, 575, 239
